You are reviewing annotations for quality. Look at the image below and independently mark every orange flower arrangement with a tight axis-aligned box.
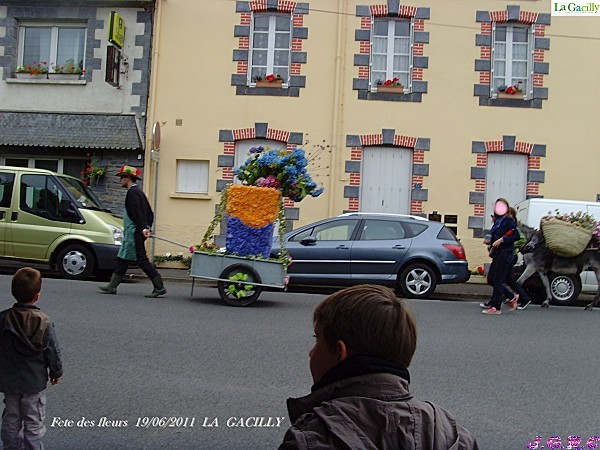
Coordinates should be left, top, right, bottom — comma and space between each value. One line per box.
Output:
226, 184, 281, 228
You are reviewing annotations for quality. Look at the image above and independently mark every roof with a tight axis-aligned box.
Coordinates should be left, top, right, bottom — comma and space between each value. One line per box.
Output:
338, 212, 429, 221
0, 111, 143, 150
2, 1, 153, 6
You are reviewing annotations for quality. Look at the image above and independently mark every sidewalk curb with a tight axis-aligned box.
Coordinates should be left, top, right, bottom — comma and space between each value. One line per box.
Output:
130, 268, 492, 301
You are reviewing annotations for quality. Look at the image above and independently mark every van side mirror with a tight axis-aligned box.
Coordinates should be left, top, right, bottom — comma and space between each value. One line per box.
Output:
59, 199, 79, 221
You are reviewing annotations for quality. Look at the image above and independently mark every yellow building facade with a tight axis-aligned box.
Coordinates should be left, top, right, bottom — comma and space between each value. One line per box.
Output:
145, 0, 600, 268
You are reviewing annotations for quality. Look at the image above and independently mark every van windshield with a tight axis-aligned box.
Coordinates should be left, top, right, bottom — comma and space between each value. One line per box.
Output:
58, 176, 109, 211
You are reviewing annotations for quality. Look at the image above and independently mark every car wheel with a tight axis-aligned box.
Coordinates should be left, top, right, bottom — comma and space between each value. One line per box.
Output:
56, 244, 95, 280
398, 263, 437, 299
217, 264, 263, 307
548, 273, 581, 306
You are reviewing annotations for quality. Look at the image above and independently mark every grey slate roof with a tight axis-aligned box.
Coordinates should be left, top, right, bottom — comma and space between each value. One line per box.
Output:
0, 112, 142, 150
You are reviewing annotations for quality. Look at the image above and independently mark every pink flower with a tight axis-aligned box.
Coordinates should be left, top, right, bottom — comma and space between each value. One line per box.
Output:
256, 175, 281, 188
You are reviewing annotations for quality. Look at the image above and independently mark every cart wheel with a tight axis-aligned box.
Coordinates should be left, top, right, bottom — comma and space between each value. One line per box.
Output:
217, 264, 263, 306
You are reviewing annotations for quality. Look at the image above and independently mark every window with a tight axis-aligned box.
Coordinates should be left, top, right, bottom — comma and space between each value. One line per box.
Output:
106, 45, 121, 87
176, 160, 209, 194
20, 174, 70, 220
249, 13, 291, 85
1, 157, 87, 179
359, 219, 406, 240
491, 25, 532, 98
18, 23, 86, 71
371, 18, 412, 91
0, 173, 15, 208
289, 219, 359, 242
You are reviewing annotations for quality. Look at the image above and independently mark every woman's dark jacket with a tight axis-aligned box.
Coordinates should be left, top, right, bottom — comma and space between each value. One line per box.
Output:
490, 216, 519, 256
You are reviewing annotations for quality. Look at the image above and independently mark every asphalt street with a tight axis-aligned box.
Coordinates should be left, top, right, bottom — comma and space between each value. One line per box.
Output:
0, 273, 599, 450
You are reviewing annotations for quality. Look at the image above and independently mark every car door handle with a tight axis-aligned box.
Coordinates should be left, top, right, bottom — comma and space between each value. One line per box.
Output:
11, 211, 18, 221
0, 211, 4, 220
393, 245, 406, 249
336, 245, 350, 250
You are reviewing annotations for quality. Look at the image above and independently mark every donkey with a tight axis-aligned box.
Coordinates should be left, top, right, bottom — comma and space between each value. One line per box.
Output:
517, 227, 600, 310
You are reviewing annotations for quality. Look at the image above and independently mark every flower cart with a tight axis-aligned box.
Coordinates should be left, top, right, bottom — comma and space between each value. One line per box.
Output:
188, 144, 324, 307
189, 251, 287, 306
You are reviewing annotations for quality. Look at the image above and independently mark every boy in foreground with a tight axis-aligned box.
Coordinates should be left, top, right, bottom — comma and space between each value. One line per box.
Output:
280, 284, 478, 450
0, 267, 63, 449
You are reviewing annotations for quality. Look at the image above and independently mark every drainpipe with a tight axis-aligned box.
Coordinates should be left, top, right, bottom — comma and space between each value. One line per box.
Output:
146, 0, 163, 262
328, 0, 348, 217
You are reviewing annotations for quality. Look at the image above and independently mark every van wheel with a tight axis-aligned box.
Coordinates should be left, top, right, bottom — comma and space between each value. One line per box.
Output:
56, 244, 95, 280
549, 273, 581, 306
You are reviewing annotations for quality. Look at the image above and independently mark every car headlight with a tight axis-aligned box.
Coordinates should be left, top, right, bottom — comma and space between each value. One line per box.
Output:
109, 225, 123, 246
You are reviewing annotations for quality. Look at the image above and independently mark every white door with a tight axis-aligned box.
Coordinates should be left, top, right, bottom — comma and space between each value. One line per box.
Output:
360, 147, 412, 214
485, 153, 528, 228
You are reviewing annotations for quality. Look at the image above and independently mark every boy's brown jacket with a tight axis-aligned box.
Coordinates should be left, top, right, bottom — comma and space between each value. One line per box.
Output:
280, 373, 478, 450
0, 304, 63, 394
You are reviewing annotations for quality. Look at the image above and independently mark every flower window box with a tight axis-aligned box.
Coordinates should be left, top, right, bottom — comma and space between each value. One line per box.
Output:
48, 73, 82, 80
15, 72, 47, 80
255, 80, 283, 88
377, 85, 404, 94
496, 91, 524, 100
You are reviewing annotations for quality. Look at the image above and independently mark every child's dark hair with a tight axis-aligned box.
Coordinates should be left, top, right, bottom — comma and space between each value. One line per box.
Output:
11, 267, 42, 303
313, 284, 417, 367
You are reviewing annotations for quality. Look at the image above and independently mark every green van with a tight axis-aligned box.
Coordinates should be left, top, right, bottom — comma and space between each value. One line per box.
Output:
0, 166, 123, 280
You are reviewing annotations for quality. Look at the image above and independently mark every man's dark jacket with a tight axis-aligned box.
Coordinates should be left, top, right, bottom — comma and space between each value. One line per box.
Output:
0, 303, 63, 394
125, 184, 154, 233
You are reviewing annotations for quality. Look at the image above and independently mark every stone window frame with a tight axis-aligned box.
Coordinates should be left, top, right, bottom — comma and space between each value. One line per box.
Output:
345, 129, 430, 214
218, 122, 304, 231
353, 1, 430, 103
468, 135, 546, 237
474, 5, 551, 109
232, 0, 308, 97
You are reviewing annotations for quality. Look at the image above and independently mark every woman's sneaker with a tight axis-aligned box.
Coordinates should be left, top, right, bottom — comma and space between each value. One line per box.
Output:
508, 294, 519, 311
517, 301, 531, 310
481, 307, 501, 315
479, 302, 491, 309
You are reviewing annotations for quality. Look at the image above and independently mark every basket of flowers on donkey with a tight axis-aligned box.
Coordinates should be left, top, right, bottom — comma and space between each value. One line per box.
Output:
189, 145, 324, 306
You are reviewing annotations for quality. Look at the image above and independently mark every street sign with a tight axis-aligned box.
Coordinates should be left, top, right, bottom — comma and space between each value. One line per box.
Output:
108, 12, 126, 48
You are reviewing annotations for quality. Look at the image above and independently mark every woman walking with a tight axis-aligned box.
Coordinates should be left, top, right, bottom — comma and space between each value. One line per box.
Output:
482, 198, 520, 315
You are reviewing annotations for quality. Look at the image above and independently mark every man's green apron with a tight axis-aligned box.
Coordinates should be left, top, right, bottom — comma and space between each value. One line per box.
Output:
117, 208, 137, 261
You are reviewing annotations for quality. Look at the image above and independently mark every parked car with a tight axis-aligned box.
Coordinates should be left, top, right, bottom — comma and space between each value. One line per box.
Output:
514, 198, 599, 305
272, 213, 470, 298
0, 166, 123, 280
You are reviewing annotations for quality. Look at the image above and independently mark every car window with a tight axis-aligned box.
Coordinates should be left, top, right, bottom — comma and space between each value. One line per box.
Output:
359, 219, 406, 240
314, 219, 358, 241
437, 226, 457, 241
20, 174, 69, 220
289, 227, 314, 241
0, 172, 15, 208
405, 222, 428, 237
297, 219, 359, 241
58, 176, 105, 210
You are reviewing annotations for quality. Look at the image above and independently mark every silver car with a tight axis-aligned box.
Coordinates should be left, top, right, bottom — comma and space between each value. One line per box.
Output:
274, 213, 470, 298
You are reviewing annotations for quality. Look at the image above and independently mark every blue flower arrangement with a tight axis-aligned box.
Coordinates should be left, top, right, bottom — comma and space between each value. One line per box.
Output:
234, 146, 324, 202
226, 216, 275, 258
